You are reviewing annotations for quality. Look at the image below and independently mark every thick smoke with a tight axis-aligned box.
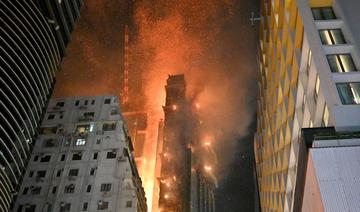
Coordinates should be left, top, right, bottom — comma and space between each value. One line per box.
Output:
132, 0, 258, 200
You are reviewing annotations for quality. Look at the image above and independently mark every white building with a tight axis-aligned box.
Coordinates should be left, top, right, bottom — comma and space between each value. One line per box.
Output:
13, 96, 147, 212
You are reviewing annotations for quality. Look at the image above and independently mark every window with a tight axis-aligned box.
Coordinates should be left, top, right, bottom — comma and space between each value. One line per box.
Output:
44, 139, 56, 147
84, 100, 88, 105
23, 187, 29, 195
64, 184, 75, 193
69, 169, 79, 177
311, 7, 336, 20
31, 186, 41, 195
100, 183, 112, 192
110, 108, 118, 115
90, 168, 96, 176
306, 50, 312, 76
93, 152, 98, 160
37, 170, 46, 178
322, 104, 330, 126
75, 100, 80, 106
126, 201, 133, 208
38, 126, 58, 135
29, 171, 34, 178
103, 122, 116, 131
61, 154, 66, 161
76, 124, 92, 134
56, 169, 62, 177
72, 152, 82, 160
76, 138, 86, 146
60, 114, 64, 119
40, 155, 51, 162
33, 155, 39, 162
314, 76, 320, 102
48, 114, 55, 120
56, 101, 65, 107
327, 54, 357, 72
52, 186, 57, 194
337, 82, 360, 104
96, 139, 101, 144
91, 100, 95, 105
87, 185, 92, 192
83, 202, 88, 211
319, 29, 345, 45
60, 203, 71, 212
97, 201, 109, 210
104, 98, 111, 104
23, 204, 36, 212
106, 151, 117, 159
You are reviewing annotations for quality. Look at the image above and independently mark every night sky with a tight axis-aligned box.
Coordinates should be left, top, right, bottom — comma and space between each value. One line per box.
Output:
53, 0, 260, 211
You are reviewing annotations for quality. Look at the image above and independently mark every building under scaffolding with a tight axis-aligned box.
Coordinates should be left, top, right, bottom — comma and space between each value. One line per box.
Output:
156, 75, 215, 212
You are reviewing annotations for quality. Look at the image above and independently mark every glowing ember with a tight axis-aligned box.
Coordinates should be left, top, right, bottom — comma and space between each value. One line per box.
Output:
204, 165, 212, 171
172, 105, 177, 111
195, 103, 200, 109
204, 142, 211, 147
164, 194, 169, 199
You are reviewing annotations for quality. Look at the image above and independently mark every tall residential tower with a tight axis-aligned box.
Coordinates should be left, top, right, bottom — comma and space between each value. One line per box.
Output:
255, 0, 360, 211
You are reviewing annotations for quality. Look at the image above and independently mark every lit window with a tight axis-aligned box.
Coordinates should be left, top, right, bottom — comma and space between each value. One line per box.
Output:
311, 7, 336, 20
314, 75, 320, 102
76, 138, 86, 146
100, 183, 112, 192
322, 104, 329, 126
75, 125, 91, 134
319, 29, 345, 45
337, 82, 360, 104
306, 50, 312, 76
327, 54, 357, 72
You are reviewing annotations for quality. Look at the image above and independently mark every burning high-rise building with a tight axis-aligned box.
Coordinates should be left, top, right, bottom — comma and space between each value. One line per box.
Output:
155, 75, 215, 212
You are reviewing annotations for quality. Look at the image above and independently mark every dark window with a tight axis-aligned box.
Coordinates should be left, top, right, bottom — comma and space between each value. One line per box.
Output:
61, 154, 66, 161
72, 152, 82, 160
23, 187, 29, 195
33, 155, 39, 162
96, 139, 101, 144
24, 205, 36, 212
84, 100, 88, 105
103, 123, 116, 131
64, 184, 75, 193
40, 155, 51, 162
31, 187, 41, 195
87, 185, 92, 192
91, 100, 95, 105
93, 152, 98, 160
104, 98, 111, 104
100, 183, 112, 192
56, 170, 62, 177
97, 201, 109, 210
126, 201, 132, 208
60, 114, 64, 119
337, 82, 360, 104
37, 171, 46, 178
106, 151, 117, 159
52, 186, 57, 194
311, 7, 336, 20
75, 100, 80, 106
69, 169, 79, 177
44, 139, 56, 147
90, 168, 96, 176
48, 114, 55, 120
56, 101, 65, 107
60, 203, 71, 212
327, 54, 357, 72
38, 126, 58, 135
29, 171, 34, 178
83, 202, 88, 211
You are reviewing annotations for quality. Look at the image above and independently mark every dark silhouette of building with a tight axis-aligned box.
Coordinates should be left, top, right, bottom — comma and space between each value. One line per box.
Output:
0, 1, 81, 210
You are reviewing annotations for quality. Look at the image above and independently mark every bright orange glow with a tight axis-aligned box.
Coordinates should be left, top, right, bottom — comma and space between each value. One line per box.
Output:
172, 105, 177, 111
204, 141, 211, 147
204, 165, 212, 171
195, 103, 200, 109
164, 194, 169, 199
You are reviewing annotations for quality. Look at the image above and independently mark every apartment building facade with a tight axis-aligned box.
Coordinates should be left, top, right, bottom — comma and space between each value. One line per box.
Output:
13, 96, 147, 212
255, 0, 360, 211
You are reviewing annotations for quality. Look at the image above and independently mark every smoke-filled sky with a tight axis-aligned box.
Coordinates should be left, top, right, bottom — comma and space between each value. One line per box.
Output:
53, 0, 259, 210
